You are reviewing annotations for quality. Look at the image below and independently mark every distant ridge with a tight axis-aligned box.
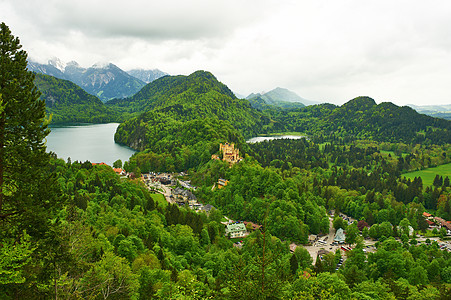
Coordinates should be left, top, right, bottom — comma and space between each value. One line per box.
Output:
408, 104, 451, 120
268, 96, 451, 144
246, 87, 311, 110
27, 58, 166, 102
127, 68, 168, 84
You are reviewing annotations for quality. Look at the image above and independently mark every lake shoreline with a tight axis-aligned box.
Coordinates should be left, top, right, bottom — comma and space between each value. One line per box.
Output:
246, 134, 308, 144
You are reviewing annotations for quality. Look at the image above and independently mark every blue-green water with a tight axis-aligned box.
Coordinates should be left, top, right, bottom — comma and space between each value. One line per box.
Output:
46, 123, 136, 166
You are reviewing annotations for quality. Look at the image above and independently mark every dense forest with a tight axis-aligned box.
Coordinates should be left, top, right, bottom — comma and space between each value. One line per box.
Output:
2, 22, 451, 299
263, 97, 451, 145
34, 73, 119, 124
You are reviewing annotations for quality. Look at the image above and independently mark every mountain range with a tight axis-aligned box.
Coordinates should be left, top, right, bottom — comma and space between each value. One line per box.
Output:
27, 58, 167, 102
408, 104, 451, 121
246, 87, 317, 110
31, 66, 450, 147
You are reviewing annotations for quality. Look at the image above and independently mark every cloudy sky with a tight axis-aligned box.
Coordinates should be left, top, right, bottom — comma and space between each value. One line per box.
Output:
2, 0, 451, 106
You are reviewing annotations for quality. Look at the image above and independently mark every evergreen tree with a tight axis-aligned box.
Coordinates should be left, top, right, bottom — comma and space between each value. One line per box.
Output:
0, 22, 62, 297
444, 176, 450, 188
290, 253, 298, 275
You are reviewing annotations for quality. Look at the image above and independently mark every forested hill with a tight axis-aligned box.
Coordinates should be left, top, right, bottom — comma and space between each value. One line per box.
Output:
34, 73, 117, 124
112, 71, 269, 171
267, 96, 451, 144
109, 70, 267, 138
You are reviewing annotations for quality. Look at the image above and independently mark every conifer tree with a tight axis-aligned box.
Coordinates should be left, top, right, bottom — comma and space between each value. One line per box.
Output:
0, 22, 53, 225
0, 22, 61, 296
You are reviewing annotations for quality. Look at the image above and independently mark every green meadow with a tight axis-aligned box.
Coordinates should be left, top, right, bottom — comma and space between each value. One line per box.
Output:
403, 163, 451, 186
150, 193, 168, 208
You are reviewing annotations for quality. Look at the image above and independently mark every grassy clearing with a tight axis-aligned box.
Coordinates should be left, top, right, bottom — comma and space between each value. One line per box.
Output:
403, 163, 451, 186
151, 193, 168, 208
380, 150, 409, 159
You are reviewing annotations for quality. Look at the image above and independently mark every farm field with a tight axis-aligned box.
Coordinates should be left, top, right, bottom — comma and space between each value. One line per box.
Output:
403, 163, 451, 186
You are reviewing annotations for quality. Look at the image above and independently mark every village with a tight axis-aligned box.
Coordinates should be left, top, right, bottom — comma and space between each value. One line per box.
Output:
95, 141, 451, 266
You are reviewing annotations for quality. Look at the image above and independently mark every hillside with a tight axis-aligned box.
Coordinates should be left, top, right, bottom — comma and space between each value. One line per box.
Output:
109, 70, 267, 139
266, 96, 451, 144
111, 71, 269, 171
34, 73, 117, 124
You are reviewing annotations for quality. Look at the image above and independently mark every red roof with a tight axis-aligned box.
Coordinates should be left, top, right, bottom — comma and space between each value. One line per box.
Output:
426, 220, 435, 226
113, 168, 123, 174
92, 162, 108, 166
423, 212, 432, 217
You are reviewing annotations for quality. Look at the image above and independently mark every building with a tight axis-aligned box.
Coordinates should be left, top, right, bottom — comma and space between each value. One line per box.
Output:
243, 221, 262, 231
225, 223, 247, 238
423, 212, 433, 219
113, 168, 125, 176
220, 143, 241, 164
172, 187, 196, 203
334, 228, 345, 244
434, 217, 451, 234
202, 204, 215, 213
212, 143, 242, 164
218, 178, 229, 189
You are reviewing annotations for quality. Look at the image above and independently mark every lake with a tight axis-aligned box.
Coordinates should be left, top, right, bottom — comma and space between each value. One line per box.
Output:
46, 123, 137, 166
246, 135, 307, 143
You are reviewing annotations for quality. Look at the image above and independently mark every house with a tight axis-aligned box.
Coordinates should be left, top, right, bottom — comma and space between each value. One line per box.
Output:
225, 223, 247, 238
434, 217, 451, 234
113, 168, 125, 175
289, 243, 298, 253
202, 204, 215, 213
218, 178, 229, 189
92, 162, 108, 166
426, 219, 435, 227
423, 212, 433, 219
172, 187, 196, 202
243, 221, 262, 231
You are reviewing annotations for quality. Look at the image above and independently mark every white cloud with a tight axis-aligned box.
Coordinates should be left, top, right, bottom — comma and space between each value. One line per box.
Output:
2, 0, 451, 105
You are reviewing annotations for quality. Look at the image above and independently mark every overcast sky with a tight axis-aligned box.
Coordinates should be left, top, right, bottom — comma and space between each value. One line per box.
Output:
2, 0, 451, 106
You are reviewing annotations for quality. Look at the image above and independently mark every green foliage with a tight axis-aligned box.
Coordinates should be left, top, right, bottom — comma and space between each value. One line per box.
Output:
263, 96, 451, 144
119, 116, 247, 172
0, 232, 35, 284
0, 22, 65, 297
34, 73, 120, 124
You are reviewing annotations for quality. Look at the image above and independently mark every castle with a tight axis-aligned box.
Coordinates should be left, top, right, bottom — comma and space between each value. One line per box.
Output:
211, 143, 242, 164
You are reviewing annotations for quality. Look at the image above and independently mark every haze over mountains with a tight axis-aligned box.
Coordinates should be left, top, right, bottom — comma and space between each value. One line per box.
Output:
27, 58, 167, 102
246, 87, 314, 110
407, 104, 451, 120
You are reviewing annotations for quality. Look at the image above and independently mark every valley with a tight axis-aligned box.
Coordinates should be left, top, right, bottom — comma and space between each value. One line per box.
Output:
2, 26, 451, 298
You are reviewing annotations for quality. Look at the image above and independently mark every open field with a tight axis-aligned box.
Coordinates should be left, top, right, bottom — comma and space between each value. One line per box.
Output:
150, 193, 168, 208
380, 150, 409, 159
403, 163, 451, 186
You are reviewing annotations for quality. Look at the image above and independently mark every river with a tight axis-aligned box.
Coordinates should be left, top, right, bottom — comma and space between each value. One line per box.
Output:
46, 123, 136, 166
246, 135, 307, 143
